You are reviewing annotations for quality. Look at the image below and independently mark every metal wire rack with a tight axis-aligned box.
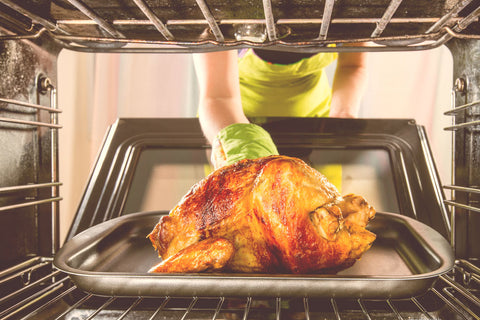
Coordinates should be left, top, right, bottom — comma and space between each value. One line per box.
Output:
443, 98, 480, 214
443, 84, 480, 262
0, 259, 478, 320
1, 0, 480, 53
0, 78, 62, 256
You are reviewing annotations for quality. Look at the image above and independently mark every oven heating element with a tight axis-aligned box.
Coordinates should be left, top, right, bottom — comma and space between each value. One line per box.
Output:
1, 0, 480, 319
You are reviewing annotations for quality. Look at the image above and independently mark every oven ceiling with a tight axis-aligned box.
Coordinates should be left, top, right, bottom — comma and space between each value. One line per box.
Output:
1, 0, 480, 52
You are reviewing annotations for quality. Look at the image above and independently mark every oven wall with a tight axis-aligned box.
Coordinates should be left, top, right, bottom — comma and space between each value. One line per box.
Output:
0, 34, 61, 267
57, 47, 453, 243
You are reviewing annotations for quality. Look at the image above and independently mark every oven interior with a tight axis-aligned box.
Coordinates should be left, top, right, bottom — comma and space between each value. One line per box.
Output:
1, 0, 480, 319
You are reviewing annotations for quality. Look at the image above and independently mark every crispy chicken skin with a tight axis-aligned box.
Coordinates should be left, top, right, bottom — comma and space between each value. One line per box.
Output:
148, 155, 376, 274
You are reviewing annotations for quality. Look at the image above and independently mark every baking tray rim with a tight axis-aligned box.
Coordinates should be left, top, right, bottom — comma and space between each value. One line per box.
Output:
54, 210, 455, 297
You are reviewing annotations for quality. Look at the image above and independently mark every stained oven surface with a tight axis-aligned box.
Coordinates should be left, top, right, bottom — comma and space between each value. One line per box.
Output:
1, 1, 480, 319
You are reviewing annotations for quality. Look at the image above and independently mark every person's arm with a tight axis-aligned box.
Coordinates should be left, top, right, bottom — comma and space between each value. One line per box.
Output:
193, 50, 249, 144
329, 49, 368, 118
193, 51, 278, 169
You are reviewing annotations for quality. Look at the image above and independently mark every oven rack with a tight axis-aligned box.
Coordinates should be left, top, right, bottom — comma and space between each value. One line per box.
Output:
443, 87, 480, 261
0, 258, 478, 320
443, 97, 480, 218
1, 0, 480, 53
0, 79, 62, 258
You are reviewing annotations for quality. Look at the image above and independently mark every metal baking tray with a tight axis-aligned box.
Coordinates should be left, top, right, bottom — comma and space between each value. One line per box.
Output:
54, 211, 454, 298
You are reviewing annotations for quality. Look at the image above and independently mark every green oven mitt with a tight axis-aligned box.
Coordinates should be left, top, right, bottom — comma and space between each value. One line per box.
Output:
211, 123, 279, 169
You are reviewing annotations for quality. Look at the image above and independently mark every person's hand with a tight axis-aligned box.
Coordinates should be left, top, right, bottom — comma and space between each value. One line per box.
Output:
211, 123, 279, 170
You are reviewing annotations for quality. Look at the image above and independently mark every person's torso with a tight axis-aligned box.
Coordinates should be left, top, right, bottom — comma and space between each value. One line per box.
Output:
238, 49, 338, 117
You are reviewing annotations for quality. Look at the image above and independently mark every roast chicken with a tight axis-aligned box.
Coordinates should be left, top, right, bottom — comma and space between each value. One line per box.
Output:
148, 155, 376, 274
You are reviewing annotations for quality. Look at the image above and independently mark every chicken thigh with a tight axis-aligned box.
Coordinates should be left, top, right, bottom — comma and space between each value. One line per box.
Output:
148, 155, 376, 274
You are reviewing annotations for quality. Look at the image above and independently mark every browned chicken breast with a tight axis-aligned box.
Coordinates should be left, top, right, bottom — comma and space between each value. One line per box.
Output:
148, 155, 376, 274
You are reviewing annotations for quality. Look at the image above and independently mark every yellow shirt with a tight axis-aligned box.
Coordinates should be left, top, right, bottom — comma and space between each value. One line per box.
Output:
238, 49, 338, 117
